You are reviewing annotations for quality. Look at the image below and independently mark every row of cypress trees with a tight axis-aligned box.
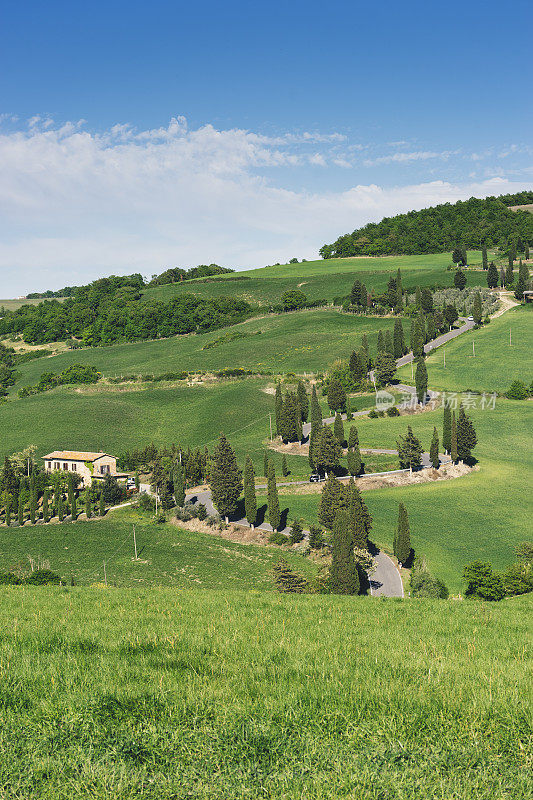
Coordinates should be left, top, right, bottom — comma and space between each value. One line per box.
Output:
442, 404, 477, 462
1, 484, 106, 526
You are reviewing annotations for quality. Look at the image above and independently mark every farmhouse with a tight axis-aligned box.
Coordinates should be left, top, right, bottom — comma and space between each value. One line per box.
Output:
42, 450, 128, 487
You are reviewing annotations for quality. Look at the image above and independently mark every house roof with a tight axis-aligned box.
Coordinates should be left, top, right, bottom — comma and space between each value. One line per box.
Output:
42, 451, 113, 462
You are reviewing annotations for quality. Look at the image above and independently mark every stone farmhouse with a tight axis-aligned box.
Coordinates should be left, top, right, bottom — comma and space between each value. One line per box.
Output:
42, 451, 128, 487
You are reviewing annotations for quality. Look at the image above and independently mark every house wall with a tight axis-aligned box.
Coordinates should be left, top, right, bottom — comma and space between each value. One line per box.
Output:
93, 456, 117, 477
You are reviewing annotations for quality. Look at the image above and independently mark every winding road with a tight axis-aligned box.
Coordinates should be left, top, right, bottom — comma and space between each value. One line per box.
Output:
186, 314, 496, 598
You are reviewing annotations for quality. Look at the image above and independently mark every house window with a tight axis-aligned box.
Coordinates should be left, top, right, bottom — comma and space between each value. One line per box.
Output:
47, 461, 52, 470
72, 463, 77, 472
100, 464, 110, 474
63, 462, 68, 471
54, 462, 60, 470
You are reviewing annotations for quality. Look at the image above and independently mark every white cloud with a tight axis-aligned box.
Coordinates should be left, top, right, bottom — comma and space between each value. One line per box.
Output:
0, 118, 531, 295
363, 150, 459, 167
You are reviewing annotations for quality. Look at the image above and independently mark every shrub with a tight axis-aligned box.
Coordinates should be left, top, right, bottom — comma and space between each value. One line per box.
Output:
410, 570, 449, 599
24, 569, 61, 585
137, 493, 155, 511
155, 512, 167, 524
387, 406, 400, 417
463, 561, 505, 601
0, 572, 21, 585
505, 380, 530, 400
269, 531, 289, 545
196, 503, 207, 521
289, 519, 305, 544
206, 515, 220, 527
308, 525, 324, 549
501, 563, 532, 596
368, 409, 378, 419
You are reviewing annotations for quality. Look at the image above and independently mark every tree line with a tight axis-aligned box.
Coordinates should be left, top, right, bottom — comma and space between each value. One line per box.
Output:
319, 192, 533, 258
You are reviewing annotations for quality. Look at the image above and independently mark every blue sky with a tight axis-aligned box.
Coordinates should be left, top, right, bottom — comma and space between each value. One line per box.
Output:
1, 0, 532, 294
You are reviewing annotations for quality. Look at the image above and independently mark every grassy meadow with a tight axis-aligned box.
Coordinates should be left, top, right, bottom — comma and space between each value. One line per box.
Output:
12, 309, 398, 389
143, 251, 485, 306
0, 507, 316, 589
397, 303, 532, 393
0, 586, 530, 799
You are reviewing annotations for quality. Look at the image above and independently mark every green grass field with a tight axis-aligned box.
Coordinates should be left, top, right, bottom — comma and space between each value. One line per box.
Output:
0, 507, 316, 589
12, 309, 399, 389
0, 586, 530, 799
143, 251, 485, 306
397, 304, 533, 393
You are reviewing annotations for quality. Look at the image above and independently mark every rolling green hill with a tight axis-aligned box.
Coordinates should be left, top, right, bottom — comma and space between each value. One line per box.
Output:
11, 309, 396, 389
142, 251, 485, 306
0, 586, 530, 799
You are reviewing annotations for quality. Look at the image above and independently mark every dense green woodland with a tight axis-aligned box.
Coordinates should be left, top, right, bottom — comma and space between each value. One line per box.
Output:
320, 191, 533, 258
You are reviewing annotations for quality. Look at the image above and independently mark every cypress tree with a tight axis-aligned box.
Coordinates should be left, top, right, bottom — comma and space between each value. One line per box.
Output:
347, 478, 372, 549
243, 456, 257, 528
482, 244, 488, 269
0, 456, 19, 498
58, 493, 64, 522
426, 313, 436, 342
443, 403, 452, 453
384, 330, 393, 356
519, 259, 529, 283
361, 334, 370, 369
330, 510, 359, 595
282, 392, 300, 443
393, 318, 405, 358
397, 426, 423, 470
289, 519, 304, 544
17, 493, 25, 526
499, 266, 505, 287
308, 525, 324, 549
505, 260, 514, 286
68, 478, 74, 518
281, 454, 289, 476
472, 292, 482, 325
415, 357, 428, 404
514, 276, 526, 300
310, 384, 322, 425
267, 461, 280, 531
42, 488, 49, 523
173, 461, 185, 507
487, 262, 498, 288
5, 495, 11, 527
454, 270, 467, 290
296, 381, 309, 423
318, 473, 345, 530
327, 378, 346, 412
415, 286, 422, 309
508, 251, 514, 268
71, 493, 77, 521
393, 503, 411, 566
308, 422, 321, 471
411, 317, 425, 358
209, 434, 242, 521
85, 492, 91, 519
456, 405, 477, 462
274, 383, 283, 436
525, 244, 530, 260
430, 427, 440, 469
29, 492, 36, 525
347, 425, 362, 476
349, 350, 366, 385
396, 268, 403, 306
99, 490, 105, 517
333, 412, 345, 447
316, 426, 342, 475
350, 279, 364, 306
450, 412, 458, 462
376, 329, 385, 354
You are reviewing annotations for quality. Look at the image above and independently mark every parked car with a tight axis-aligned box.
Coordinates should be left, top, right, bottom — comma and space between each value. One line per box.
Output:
467, 316, 474, 321
309, 473, 323, 482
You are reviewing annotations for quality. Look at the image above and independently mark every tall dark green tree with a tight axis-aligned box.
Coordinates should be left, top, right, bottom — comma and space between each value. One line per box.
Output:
411, 317, 425, 358
333, 412, 345, 447
29, 492, 36, 525
330, 510, 359, 595
173, 461, 185, 507
393, 503, 411, 566
57, 492, 64, 522
450, 411, 458, 462
456, 405, 477, 462
396, 268, 403, 306
505, 260, 514, 287
374, 352, 397, 387
397, 426, 423, 470
384, 329, 394, 356
454, 270, 467, 290
0, 457, 19, 499
499, 266, 506, 287
326, 378, 347, 412
243, 456, 257, 528
85, 491, 91, 519
426, 313, 436, 342
281, 453, 289, 477
415, 357, 428, 403
415, 286, 422, 309
393, 318, 405, 358
487, 262, 499, 288
274, 383, 283, 436
316, 426, 342, 475
296, 381, 309, 423
518, 259, 529, 283
429, 427, 440, 469
267, 461, 281, 531
349, 350, 366, 385
376, 329, 385, 354
209, 434, 242, 521
347, 426, 362, 476
361, 334, 370, 370
18, 493, 25, 526
318, 474, 345, 530
347, 478, 372, 549
42, 488, 49, 523
71, 492, 77, 521
514, 276, 526, 300
5, 495, 11, 527
472, 292, 482, 325
281, 392, 300, 443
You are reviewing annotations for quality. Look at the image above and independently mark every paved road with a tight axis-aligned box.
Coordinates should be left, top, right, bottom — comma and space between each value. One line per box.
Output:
370, 551, 404, 598
396, 318, 476, 367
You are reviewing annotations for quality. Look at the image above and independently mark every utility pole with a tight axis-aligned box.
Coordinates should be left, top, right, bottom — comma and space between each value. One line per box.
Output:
103, 561, 107, 586
133, 525, 138, 560
509, 328, 512, 346
443, 347, 446, 367
472, 340, 475, 357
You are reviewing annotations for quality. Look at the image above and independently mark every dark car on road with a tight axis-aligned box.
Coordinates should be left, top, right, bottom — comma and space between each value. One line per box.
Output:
309, 473, 324, 482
